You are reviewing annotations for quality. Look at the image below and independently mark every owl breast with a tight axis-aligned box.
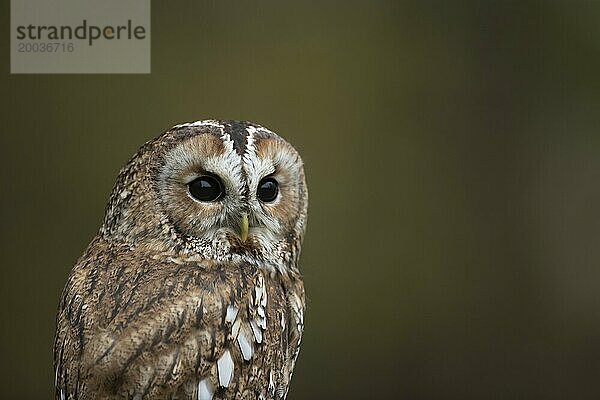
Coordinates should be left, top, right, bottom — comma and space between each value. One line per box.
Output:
54, 239, 305, 400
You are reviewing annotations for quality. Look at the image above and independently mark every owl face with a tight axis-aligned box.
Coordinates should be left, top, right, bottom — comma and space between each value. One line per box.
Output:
102, 120, 308, 269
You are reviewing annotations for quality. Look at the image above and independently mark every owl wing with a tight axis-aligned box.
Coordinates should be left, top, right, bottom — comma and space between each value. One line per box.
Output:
54, 239, 302, 400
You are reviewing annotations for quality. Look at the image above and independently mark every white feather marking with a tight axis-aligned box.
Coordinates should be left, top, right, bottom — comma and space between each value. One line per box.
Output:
217, 350, 234, 387
189, 120, 223, 127
237, 326, 253, 361
268, 370, 275, 395
225, 305, 238, 323
197, 378, 215, 400
260, 289, 267, 308
254, 285, 262, 303
291, 291, 304, 333
55, 368, 64, 399
258, 313, 267, 330
276, 386, 287, 398
250, 318, 263, 344
254, 275, 267, 307
231, 318, 241, 338
173, 120, 224, 129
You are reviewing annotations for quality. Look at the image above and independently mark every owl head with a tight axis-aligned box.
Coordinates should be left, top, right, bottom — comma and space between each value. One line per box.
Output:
100, 120, 308, 270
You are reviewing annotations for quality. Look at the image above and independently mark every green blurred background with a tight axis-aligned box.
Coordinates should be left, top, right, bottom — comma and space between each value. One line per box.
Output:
2, 1, 600, 398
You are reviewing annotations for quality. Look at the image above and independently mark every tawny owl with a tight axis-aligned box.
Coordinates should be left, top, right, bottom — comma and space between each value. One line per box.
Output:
54, 120, 308, 400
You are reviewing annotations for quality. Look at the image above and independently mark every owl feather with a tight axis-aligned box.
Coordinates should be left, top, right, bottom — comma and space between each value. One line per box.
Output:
54, 120, 308, 400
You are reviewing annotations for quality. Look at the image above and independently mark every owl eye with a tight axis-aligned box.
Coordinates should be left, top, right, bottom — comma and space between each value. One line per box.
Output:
188, 175, 224, 202
257, 177, 278, 202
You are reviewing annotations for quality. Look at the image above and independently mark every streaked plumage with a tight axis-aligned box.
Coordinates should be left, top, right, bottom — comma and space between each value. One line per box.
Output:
54, 120, 308, 399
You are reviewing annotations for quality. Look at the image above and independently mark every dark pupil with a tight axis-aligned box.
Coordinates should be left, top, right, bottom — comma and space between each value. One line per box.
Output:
188, 176, 223, 202
257, 178, 278, 202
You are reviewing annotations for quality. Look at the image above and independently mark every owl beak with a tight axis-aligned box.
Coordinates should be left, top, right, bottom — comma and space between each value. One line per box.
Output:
240, 212, 249, 243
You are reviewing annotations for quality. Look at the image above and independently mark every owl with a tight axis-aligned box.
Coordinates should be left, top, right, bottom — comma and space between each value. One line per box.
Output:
54, 120, 308, 400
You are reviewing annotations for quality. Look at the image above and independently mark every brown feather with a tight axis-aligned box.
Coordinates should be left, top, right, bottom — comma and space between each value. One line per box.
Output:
54, 120, 307, 400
